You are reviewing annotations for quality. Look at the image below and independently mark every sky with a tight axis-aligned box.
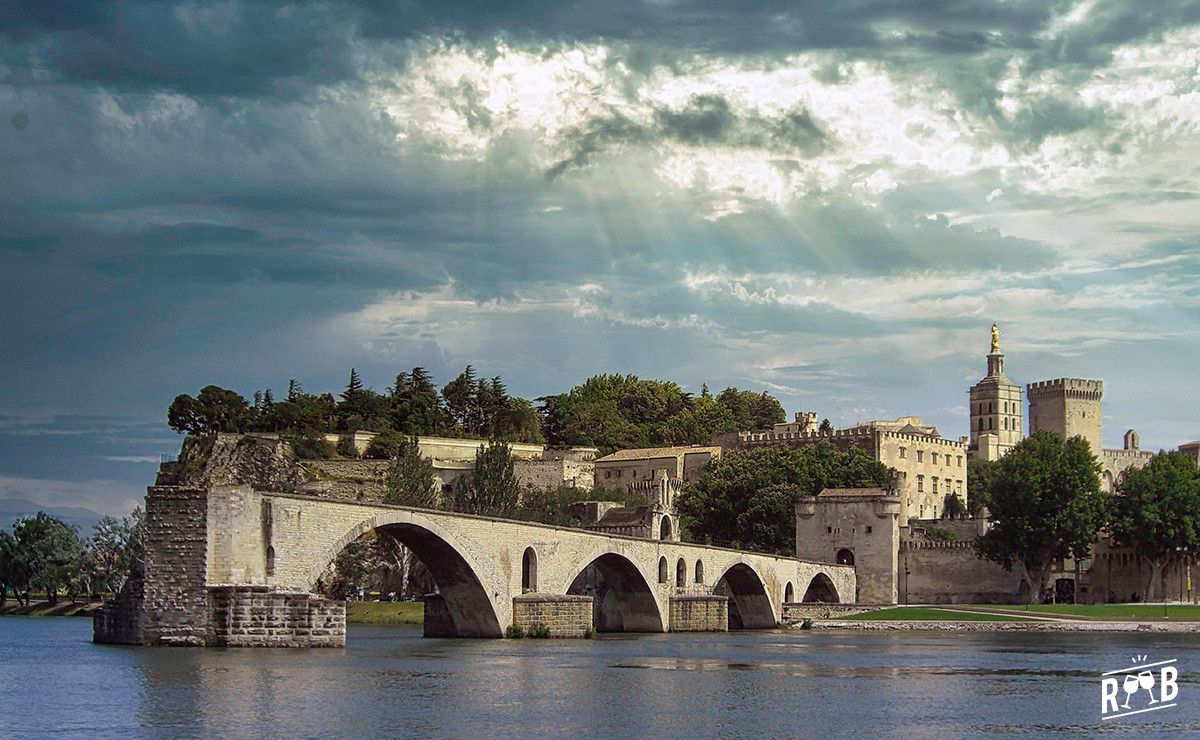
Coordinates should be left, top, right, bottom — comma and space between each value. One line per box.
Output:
2, 1, 1199, 517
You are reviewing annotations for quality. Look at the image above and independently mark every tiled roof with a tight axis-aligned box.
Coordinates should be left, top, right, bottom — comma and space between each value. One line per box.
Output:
595, 445, 721, 462
817, 487, 891, 497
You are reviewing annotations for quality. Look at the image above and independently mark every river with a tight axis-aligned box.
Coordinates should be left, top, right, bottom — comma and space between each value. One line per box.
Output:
1, 617, 1198, 737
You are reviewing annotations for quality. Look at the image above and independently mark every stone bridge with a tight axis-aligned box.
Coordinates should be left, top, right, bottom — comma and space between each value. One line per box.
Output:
95, 484, 855, 646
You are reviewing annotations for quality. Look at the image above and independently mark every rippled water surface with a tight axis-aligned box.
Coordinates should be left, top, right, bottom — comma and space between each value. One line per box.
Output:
2, 617, 1199, 737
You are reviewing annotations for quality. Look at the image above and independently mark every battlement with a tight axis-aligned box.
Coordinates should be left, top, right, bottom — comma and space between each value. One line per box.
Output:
1027, 377, 1103, 400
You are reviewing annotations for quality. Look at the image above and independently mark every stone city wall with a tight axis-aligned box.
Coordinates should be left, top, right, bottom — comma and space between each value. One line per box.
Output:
899, 539, 1026, 604
209, 585, 345, 647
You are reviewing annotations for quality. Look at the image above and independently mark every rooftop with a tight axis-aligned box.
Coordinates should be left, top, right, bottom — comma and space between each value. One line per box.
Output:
595, 445, 722, 463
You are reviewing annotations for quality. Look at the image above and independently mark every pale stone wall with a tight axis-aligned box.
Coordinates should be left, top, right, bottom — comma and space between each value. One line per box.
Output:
513, 459, 594, 491
876, 432, 967, 525
796, 492, 900, 604
1099, 447, 1154, 493
968, 351, 1023, 461
1028, 378, 1103, 453
208, 586, 344, 647
593, 448, 719, 489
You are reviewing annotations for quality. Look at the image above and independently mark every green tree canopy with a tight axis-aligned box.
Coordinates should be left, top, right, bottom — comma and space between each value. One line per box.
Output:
966, 458, 999, 517
167, 385, 250, 435
1110, 450, 1200, 600
12, 512, 86, 605
383, 436, 439, 509
976, 432, 1108, 603
678, 442, 893, 555
452, 441, 520, 517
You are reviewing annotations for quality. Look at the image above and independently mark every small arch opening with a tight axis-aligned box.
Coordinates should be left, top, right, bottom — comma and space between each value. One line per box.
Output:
694, 559, 704, 584
836, 548, 855, 566
659, 516, 672, 541
522, 546, 538, 592
658, 556, 668, 584
266, 545, 276, 577
675, 558, 686, 587
784, 581, 794, 603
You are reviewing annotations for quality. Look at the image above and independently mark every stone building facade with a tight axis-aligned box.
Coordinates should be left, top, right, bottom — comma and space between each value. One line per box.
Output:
795, 489, 900, 604
593, 445, 720, 491
720, 417, 966, 526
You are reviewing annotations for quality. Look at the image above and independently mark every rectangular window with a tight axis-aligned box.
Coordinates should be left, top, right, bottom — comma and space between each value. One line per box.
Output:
866, 526, 873, 534
932, 452, 939, 465
917, 450, 924, 463
899, 446, 907, 459
932, 477, 939, 493
826, 526, 832, 533
957, 456, 963, 467
917, 475, 924, 492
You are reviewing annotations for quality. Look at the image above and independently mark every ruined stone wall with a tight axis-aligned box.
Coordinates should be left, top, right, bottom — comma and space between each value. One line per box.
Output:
511, 594, 593, 637
668, 595, 728, 631
140, 486, 213, 645
898, 540, 1026, 604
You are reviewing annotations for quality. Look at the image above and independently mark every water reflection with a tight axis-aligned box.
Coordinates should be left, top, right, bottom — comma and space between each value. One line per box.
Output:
1, 618, 1198, 737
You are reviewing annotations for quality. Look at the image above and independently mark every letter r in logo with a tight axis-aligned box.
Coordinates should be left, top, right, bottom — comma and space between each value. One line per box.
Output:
1101, 677, 1120, 714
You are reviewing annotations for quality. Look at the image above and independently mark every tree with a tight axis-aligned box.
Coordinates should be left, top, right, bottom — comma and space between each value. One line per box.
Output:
819, 418, 834, 435
967, 458, 999, 517
1110, 451, 1200, 601
976, 432, 1107, 603
12, 512, 85, 605
453, 441, 520, 517
942, 493, 967, 520
678, 443, 892, 554
0, 531, 28, 607
167, 385, 250, 435
391, 367, 443, 436
715, 387, 786, 431
92, 514, 137, 595
442, 365, 477, 430
384, 437, 439, 508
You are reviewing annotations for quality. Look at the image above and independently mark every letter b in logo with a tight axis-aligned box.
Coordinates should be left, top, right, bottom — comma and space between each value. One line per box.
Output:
1160, 666, 1179, 703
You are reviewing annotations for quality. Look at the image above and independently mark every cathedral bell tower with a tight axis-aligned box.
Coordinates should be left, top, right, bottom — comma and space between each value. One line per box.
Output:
967, 322, 1024, 461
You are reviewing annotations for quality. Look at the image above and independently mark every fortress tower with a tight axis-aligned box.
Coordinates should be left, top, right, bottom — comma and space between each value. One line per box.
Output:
967, 323, 1023, 461
1026, 377, 1103, 454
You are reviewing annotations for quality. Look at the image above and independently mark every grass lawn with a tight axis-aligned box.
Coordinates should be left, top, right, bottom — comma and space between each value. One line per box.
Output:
845, 607, 1033, 622
967, 603, 1200, 621
345, 600, 424, 625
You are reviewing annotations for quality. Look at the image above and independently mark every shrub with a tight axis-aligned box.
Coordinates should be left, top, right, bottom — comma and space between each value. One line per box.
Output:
364, 430, 407, 460
285, 432, 336, 460
925, 526, 957, 542
336, 436, 359, 459
799, 618, 813, 630
527, 622, 551, 638
505, 623, 525, 638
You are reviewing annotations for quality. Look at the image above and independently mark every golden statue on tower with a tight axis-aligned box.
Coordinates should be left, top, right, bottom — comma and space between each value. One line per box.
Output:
991, 322, 1001, 353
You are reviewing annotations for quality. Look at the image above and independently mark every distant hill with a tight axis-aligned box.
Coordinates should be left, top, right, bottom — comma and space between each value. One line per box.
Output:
0, 497, 106, 535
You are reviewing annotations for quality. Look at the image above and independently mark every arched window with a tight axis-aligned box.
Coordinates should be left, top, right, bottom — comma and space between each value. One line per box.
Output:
659, 516, 672, 541
978, 418, 984, 431
658, 556, 668, 583
266, 545, 276, 577
694, 559, 704, 584
785, 582, 795, 603
676, 558, 686, 587
522, 547, 538, 592
836, 548, 855, 566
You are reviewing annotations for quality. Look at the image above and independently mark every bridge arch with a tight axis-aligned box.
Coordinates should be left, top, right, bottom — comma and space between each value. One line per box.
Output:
563, 551, 665, 633
714, 561, 777, 630
801, 572, 841, 603
307, 511, 503, 638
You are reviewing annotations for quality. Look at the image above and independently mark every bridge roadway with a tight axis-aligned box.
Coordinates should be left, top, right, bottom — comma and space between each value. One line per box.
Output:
96, 484, 856, 645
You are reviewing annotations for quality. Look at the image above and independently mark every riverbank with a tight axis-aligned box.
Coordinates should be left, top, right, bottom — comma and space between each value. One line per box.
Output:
0, 601, 100, 617
345, 600, 423, 625
810, 620, 1200, 632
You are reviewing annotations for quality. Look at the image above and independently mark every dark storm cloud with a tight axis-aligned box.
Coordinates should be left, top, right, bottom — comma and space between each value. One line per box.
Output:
547, 94, 830, 178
